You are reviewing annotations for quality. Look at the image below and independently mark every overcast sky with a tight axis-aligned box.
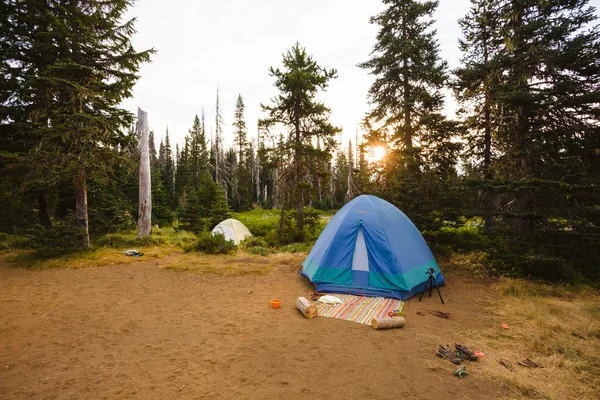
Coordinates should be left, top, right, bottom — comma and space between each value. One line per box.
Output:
121, 0, 600, 150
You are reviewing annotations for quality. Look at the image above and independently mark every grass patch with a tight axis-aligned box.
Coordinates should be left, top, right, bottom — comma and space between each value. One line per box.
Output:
96, 227, 196, 249
3, 245, 180, 269
161, 252, 277, 277
240, 237, 274, 256
463, 277, 600, 399
277, 242, 313, 253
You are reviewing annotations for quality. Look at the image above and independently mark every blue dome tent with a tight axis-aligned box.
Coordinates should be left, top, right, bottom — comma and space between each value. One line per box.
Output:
301, 195, 444, 300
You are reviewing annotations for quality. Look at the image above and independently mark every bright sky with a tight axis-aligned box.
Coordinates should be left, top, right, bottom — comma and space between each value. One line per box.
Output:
121, 0, 600, 150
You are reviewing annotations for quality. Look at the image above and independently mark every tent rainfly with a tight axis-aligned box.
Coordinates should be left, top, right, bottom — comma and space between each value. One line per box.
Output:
301, 195, 444, 300
211, 219, 252, 245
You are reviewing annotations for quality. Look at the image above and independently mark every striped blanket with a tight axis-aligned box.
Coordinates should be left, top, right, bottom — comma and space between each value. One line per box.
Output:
314, 294, 404, 325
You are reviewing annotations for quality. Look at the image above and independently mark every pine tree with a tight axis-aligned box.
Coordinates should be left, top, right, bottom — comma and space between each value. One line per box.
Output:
209, 186, 231, 229
174, 138, 191, 208
358, 0, 448, 175
454, 0, 501, 180
149, 130, 158, 166
188, 115, 204, 188
1, 0, 153, 247
162, 129, 175, 209
230, 94, 253, 211
259, 43, 340, 241
454, 0, 502, 232
233, 94, 248, 160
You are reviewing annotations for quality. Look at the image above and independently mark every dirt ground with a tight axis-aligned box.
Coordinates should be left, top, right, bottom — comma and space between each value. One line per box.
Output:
0, 253, 506, 399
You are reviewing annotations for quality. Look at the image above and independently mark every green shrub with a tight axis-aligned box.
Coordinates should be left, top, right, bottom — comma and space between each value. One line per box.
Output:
0, 233, 32, 250
429, 243, 452, 258
96, 232, 137, 248
426, 225, 491, 251
184, 232, 237, 255
522, 254, 579, 282
241, 237, 273, 256
232, 209, 279, 237
28, 220, 88, 257
278, 242, 313, 253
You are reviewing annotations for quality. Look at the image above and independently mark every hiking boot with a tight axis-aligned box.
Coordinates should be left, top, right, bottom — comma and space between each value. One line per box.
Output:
455, 344, 478, 361
436, 345, 462, 365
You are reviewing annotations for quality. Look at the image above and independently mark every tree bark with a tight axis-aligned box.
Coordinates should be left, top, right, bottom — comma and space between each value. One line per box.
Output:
294, 104, 304, 241
38, 191, 52, 227
74, 172, 90, 248
137, 107, 152, 238
402, 12, 413, 174
482, 13, 494, 234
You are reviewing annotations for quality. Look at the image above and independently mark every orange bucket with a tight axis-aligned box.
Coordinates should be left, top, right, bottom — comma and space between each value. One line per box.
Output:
271, 299, 281, 309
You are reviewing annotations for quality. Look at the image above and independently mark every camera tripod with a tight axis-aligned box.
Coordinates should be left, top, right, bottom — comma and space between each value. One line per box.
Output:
418, 268, 445, 304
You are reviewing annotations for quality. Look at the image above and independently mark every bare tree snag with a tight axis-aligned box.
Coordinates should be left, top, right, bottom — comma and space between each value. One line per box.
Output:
137, 107, 152, 238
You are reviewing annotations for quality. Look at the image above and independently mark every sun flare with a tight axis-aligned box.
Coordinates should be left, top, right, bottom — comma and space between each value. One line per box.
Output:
367, 146, 386, 162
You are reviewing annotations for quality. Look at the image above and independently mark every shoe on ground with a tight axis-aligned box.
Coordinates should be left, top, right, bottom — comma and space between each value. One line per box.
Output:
455, 344, 478, 361
436, 345, 462, 365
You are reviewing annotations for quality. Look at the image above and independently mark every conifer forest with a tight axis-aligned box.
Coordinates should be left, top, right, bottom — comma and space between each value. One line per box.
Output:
1, 0, 600, 284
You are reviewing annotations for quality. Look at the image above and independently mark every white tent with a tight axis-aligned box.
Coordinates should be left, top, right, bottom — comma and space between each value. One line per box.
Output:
211, 219, 252, 245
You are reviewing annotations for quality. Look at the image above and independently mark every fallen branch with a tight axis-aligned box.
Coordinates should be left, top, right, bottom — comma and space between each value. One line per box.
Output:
296, 371, 306, 382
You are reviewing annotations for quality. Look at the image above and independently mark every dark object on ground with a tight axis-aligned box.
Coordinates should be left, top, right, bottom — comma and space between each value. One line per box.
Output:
416, 311, 426, 316
454, 365, 468, 378
123, 249, 144, 257
432, 311, 451, 319
498, 359, 514, 372
436, 345, 462, 365
418, 267, 444, 304
455, 344, 478, 361
518, 359, 544, 368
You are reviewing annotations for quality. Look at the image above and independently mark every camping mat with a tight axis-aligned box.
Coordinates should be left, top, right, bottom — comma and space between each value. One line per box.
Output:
314, 294, 404, 325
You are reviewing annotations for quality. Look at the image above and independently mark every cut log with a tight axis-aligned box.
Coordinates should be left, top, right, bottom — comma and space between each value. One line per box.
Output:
296, 297, 318, 319
137, 108, 152, 238
371, 317, 405, 330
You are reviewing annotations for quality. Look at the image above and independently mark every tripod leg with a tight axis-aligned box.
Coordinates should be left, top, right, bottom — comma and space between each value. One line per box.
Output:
418, 278, 430, 302
429, 276, 433, 297
433, 277, 445, 305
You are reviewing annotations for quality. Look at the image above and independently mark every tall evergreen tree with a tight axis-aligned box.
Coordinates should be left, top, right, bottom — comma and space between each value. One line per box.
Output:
233, 94, 248, 160
454, 0, 501, 180
259, 43, 340, 240
162, 129, 175, 209
149, 130, 158, 166
230, 94, 253, 210
1, 0, 153, 246
358, 0, 448, 175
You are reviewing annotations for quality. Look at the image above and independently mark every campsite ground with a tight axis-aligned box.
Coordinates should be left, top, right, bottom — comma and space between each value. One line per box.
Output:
0, 250, 598, 399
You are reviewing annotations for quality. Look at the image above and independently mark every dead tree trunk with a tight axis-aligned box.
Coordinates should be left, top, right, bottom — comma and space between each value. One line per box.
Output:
137, 107, 152, 238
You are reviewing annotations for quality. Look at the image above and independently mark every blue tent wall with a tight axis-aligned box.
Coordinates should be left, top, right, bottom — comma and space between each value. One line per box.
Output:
301, 195, 444, 300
